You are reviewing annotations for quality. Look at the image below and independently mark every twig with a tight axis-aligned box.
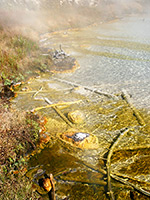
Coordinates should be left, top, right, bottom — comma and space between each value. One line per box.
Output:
111, 174, 150, 197
32, 86, 43, 98
106, 128, 130, 200
55, 177, 107, 186
44, 97, 74, 127
78, 161, 107, 175
121, 89, 145, 126
52, 77, 118, 100
32, 100, 82, 112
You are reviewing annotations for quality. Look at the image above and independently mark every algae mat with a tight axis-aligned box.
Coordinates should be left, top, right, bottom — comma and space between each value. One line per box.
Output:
13, 74, 150, 199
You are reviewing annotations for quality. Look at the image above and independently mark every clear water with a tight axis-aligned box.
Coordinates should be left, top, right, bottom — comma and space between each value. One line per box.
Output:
41, 16, 150, 109
13, 16, 150, 200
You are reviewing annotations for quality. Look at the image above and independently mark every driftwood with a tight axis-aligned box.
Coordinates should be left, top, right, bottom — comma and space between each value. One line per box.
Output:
44, 97, 74, 127
121, 89, 145, 126
52, 77, 118, 100
32, 100, 82, 112
22, 135, 36, 149
106, 128, 130, 200
111, 174, 150, 197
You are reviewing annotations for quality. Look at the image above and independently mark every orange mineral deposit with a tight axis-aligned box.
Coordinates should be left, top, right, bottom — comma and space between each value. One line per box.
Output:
43, 178, 52, 192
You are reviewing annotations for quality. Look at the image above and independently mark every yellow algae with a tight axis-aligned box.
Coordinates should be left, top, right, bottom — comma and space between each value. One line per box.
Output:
13, 73, 150, 199
59, 128, 99, 150
46, 118, 68, 135
68, 110, 84, 124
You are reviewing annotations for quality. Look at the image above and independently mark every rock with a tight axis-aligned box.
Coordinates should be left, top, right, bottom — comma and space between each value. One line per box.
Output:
68, 110, 84, 124
60, 129, 99, 149
42, 178, 52, 192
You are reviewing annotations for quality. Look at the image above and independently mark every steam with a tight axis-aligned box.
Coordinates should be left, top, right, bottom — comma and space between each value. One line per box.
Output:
0, 0, 150, 39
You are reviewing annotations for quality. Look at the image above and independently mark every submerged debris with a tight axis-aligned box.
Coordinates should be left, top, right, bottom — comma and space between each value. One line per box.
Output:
52, 45, 70, 60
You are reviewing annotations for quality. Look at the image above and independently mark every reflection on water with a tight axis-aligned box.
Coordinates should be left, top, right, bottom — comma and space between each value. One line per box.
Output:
40, 16, 150, 109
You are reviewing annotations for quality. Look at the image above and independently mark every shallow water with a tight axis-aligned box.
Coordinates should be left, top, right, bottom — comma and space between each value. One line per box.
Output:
13, 16, 150, 200
13, 74, 150, 200
40, 15, 150, 109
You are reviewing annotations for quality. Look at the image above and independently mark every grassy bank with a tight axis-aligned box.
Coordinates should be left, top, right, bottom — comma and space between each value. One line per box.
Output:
0, 25, 54, 98
0, 25, 50, 199
0, 100, 42, 199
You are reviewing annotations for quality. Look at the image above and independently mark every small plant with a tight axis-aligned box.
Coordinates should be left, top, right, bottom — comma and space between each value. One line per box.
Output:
0, 50, 19, 70
11, 35, 39, 57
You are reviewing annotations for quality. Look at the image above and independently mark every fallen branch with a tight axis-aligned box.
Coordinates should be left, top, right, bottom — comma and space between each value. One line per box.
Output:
106, 128, 130, 200
55, 177, 107, 186
78, 161, 107, 175
121, 89, 145, 126
32, 86, 43, 98
32, 100, 82, 112
52, 77, 118, 100
112, 172, 150, 186
111, 174, 150, 197
44, 97, 74, 127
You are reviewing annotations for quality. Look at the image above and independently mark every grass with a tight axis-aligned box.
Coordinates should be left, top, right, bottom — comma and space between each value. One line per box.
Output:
0, 27, 45, 196
0, 101, 41, 199
0, 26, 53, 96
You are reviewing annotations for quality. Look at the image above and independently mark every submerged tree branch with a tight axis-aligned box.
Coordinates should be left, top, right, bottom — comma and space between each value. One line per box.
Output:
44, 97, 74, 127
52, 77, 118, 100
106, 128, 130, 200
111, 174, 150, 197
32, 100, 81, 112
121, 89, 145, 126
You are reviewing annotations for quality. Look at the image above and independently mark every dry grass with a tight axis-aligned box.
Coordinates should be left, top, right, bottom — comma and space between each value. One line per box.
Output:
0, 103, 40, 166
0, 99, 42, 199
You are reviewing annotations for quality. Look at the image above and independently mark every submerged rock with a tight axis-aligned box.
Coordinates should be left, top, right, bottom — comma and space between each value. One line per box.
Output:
59, 129, 99, 149
68, 110, 84, 124
42, 178, 52, 192
66, 132, 89, 142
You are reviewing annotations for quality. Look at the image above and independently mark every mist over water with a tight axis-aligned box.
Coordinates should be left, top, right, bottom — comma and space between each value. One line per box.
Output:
43, 16, 150, 109
0, 0, 150, 37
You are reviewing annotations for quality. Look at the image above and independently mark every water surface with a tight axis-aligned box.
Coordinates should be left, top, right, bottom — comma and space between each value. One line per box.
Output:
41, 16, 150, 109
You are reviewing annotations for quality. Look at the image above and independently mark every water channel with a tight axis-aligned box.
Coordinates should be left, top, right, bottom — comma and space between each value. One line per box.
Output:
13, 16, 150, 199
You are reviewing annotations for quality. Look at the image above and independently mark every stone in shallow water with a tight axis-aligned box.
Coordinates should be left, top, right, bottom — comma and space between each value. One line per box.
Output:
66, 132, 89, 142
59, 129, 99, 149
68, 110, 84, 124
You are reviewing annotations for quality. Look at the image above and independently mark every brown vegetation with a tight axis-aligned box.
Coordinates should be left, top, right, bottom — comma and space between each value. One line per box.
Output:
0, 100, 42, 199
